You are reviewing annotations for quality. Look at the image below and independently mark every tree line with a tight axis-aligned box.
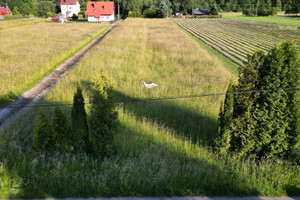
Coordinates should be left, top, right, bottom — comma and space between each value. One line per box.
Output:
0, 0, 298, 18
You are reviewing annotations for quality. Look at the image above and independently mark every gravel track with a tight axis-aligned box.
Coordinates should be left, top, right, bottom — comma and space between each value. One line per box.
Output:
0, 23, 117, 132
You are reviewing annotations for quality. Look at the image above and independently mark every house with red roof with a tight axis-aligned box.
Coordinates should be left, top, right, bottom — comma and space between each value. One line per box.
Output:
86, 1, 114, 22
0, 7, 11, 16
60, 0, 80, 17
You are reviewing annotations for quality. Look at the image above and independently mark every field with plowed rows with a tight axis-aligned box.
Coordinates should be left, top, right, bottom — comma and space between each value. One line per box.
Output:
174, 19, 300, 67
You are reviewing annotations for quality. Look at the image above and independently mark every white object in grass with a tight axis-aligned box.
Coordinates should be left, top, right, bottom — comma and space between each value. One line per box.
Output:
142, 81, 158, 88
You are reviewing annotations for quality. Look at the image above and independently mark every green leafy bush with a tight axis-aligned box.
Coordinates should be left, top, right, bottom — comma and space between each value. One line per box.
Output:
72, 14, 78, 20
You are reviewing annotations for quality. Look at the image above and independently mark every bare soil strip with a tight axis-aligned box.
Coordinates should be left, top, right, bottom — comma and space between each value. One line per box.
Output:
0, 23, 117, 132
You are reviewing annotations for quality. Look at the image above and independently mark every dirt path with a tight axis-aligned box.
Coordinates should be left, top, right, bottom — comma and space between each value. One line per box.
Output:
0, 23, 117, 132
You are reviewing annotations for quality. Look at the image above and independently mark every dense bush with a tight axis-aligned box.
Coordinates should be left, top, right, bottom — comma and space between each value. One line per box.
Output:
72, 14, 78, 20
143, 5, 159, 18
216, 41, 300, 159
89, 73, 118, 158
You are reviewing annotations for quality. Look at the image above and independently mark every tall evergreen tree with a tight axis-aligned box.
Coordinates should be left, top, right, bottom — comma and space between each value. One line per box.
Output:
89, 73, 118, 157
71, 82, 89, 153
216, 42, 300, 159
216, 80, 235, 153
281, 42, 300, 151
33, 110, 53, 151
254, 44, 291, 158
229, 51, 264, 157
52, 106, 72, 152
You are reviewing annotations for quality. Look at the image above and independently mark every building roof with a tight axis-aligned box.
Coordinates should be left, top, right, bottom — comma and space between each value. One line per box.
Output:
60, 0, 78, 5
86, 1, 114, 18
0, 7, 10, 15
192, 9, 209, 15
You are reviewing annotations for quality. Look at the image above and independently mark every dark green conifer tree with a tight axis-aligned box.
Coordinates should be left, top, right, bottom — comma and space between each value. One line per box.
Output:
89, 73, 118, 157
216, 41, 299, 158
216, 80, 235, 153
52, 106, 72, 152
229, 51, 264, 157
33, 110, 53, 151
254, 44, 290, 158
71, 82, 89, 153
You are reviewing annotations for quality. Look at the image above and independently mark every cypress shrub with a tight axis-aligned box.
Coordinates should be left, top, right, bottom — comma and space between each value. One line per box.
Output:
216, 80, 235, 153
216, 41, 300, 158
89, 73, 118, 158
229, 51, 263, 157
52, 106, 72, 152
33, 110, 53, 151
71, 82, 89, 153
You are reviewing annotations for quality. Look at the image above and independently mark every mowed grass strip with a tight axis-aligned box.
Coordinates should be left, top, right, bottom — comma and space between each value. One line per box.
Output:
1, 18, 300, 198
223, 15, 300, 27
0, 22, 109, 106
0, 18, 46, 30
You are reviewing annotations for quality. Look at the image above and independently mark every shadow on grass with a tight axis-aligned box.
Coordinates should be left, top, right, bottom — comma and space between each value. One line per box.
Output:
0, 83, 299, 197
113, 90, 218, 147
0, 101, 260, 197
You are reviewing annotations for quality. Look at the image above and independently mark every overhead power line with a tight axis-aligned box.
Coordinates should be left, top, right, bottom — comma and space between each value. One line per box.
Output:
2, 87, 300, 109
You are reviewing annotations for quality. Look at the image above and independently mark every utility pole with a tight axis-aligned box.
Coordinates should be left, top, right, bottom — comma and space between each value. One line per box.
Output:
118, 0, 120, 20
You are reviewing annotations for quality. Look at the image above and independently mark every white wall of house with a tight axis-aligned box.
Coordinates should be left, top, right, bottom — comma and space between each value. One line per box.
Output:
87, 16, 99, 22
61, 2, 80, 17
99, 14, 114, 21
87, 13, 114, 22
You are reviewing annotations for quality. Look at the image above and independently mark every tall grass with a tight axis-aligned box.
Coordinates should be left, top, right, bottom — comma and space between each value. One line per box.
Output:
0, 18, 299, 197
0, 18, 46, 30
0, 22, 108, 106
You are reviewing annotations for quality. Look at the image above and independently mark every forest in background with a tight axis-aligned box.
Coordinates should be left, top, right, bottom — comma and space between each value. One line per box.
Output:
0, 0, 299, 18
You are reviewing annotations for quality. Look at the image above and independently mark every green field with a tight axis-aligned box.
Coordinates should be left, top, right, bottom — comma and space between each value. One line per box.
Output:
174, 18, 300, 67
0, 22, 108, 107
223, 15, 300, 27
1, 18, 300, 198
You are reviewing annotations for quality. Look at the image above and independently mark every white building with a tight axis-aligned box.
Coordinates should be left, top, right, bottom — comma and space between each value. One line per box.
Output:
60, 0, 80, 17
86, 1, 114, 22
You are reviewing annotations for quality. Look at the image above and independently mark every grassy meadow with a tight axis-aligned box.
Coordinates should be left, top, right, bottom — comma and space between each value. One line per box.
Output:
0, 18, 46, 30
0, 22, 108, 106
0, 18, 300, 197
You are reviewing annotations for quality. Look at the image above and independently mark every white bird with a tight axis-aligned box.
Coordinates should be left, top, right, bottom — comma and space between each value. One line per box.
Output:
142, 81, 158, 88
